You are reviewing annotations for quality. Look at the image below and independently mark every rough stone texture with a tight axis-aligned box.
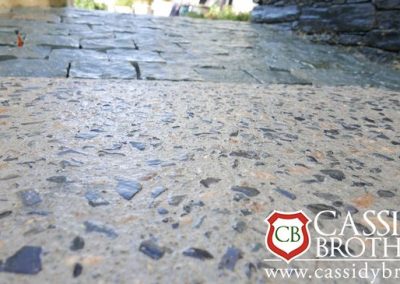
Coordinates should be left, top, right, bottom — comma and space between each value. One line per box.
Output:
0, 78, 399, 282
366, 30, 400, 51
252, 1, 400, 51
251, 5, 300, 23
373, 0, 400, 9
329, 4, 375, 32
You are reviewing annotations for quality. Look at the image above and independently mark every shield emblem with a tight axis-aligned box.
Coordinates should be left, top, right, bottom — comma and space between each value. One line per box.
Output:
265, 210, 311, 263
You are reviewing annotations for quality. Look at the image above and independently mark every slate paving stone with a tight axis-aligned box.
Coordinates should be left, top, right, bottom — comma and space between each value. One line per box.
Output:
194, 68, 259, 83
80, 38, 136, 50
0, 8, 397, 88
0, 46, 51, 60
0, 33, 18, 46
245, 68, 312, 84
0, 59, 67, 77
48, 49, 108, 63
26, 35, 79, 49
69, 61, 136, 79
138, 63, 203, 81
107, 49, 166, 63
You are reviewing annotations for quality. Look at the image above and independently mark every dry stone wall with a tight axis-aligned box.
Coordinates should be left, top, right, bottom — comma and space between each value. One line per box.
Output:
251, 0, 400, 52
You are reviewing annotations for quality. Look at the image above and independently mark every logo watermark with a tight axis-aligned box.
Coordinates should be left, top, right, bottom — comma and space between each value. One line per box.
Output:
263, 209, 400, 283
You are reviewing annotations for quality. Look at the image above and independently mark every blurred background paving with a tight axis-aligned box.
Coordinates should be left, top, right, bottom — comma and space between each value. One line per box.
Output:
0, 7, 399, 89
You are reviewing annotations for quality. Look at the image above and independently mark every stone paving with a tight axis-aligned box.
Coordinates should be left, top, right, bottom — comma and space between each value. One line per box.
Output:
0, 78, 399, 283
0, 8, 399, 89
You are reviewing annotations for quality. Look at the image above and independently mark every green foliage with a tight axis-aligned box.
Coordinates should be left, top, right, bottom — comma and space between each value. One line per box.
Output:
187, 6, 250, 22
75, 0, 107, 10
186, 11, 204, 19
115, 0, 134, 6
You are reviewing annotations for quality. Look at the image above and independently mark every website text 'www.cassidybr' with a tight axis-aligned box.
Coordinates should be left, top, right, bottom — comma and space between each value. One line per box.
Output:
263, 210, 400, 283
264, 262, 400, 283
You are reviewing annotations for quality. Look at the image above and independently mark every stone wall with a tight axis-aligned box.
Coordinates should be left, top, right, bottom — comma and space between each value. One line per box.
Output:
251, 0, 400, 52
0, 0, 68, 9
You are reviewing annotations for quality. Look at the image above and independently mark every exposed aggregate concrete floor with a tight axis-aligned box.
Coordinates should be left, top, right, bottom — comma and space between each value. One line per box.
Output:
0, 78, 399, 283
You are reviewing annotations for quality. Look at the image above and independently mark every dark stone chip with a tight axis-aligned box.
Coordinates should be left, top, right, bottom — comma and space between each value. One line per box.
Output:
75, 132, 97, 140
0, 210, 12, 219
324, 129, 339, 136
73, 263, 83, 278
168, 195, 186, 206
377, 190, 395, 198
388, 210, 400, 220
274, 188, 296, 200
373, 153, 394, 161
84, 221, 118, 239
231, 186, 260, 197
139, 240, 165, 260
85, 191, 109, 207
200, 177, 221, 188
244, 262, 257, 279
320, 169, 346, 181
18, 190, 42, 206
182, 248, 213, 260
46, 176, 67, 183
229, 150, 260, 160
1, 246, 42, 275
352, 181, 373, 187
306, 204, 341, 219
218, 247, 242, 271
232, 220, 247, 233
344, 205, 359, 215
130, 141, 146, 151
326, 242, 354, 257
157, 208, 169, 215
116, 179, 142, 200
151, 186, 167, 198
70, 236, 85, 251
313, 192, 340, 201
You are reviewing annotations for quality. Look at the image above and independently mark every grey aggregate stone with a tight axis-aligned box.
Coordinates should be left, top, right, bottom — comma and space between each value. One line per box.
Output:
18, 190, 42, 206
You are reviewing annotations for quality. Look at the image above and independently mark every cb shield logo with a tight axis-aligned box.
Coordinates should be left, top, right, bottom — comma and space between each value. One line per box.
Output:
265, 210, 311, 263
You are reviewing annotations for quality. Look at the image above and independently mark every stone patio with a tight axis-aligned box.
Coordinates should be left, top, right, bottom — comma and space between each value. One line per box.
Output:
0, 6, 399, 284
0, 7, 399, 89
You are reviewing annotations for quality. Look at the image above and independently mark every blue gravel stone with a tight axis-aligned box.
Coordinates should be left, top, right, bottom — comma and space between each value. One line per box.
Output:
116, 179, 142, 200
1, 246, 42, 275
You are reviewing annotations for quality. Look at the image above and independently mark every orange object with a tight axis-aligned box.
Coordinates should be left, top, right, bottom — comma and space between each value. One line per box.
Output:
17, 33, 24, 47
